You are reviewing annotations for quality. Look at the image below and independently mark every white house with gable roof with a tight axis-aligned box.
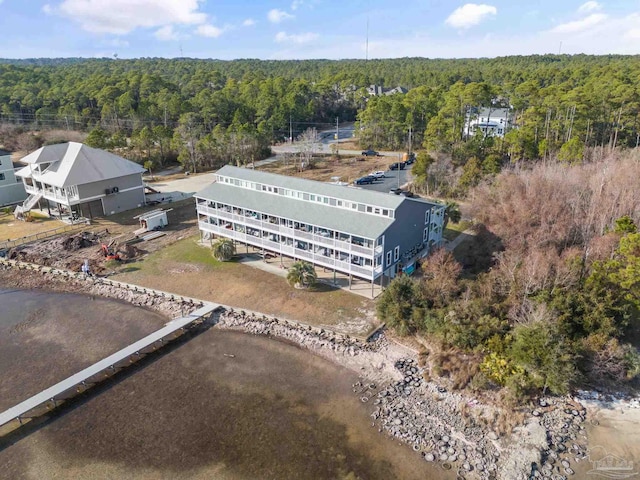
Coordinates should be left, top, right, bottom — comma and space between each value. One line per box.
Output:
14, 142, 146, 219
464, 107, 513, 138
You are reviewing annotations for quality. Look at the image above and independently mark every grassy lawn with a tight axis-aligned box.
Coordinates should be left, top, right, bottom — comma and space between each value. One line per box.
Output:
443, 220, 473, 241
0, 211, 65, 242
112, 235, 377, 336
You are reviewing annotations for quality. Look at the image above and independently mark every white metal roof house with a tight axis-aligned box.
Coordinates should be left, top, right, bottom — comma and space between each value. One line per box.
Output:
14, 142, 146, 219
0, 149, 27, 207
195, 165, 445, 295
367, 85, 408, 96
464, 107, 512, 138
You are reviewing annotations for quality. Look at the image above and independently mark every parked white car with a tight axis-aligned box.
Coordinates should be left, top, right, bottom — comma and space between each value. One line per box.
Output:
369, 171, 385, 179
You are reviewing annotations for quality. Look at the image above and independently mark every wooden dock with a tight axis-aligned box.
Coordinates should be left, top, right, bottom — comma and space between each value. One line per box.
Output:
0, 303, 222, 434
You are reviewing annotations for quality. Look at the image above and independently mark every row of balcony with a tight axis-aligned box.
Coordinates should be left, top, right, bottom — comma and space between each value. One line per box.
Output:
199, 221, 382, 280
197, 204, 381, 258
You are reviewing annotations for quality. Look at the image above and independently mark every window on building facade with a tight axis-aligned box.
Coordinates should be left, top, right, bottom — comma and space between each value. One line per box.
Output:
386, 251, 392, 266
423, 228, 429, 241
0, 173, 5, 181
394, 246, 399, 261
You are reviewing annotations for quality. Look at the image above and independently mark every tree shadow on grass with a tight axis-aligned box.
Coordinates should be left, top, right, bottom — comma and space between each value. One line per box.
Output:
117, 266, 141, 273
453, 224, 503, 279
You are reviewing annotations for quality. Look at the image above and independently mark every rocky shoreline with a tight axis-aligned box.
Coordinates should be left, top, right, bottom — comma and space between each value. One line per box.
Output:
0, 262, 201, 319
216, 309, 598, 480
0, 262, 606, 480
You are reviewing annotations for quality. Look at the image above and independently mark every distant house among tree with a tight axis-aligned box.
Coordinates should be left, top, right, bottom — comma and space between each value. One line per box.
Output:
384, 86, 408, 96
464, 107, 513, 138
366, 85, 408, 96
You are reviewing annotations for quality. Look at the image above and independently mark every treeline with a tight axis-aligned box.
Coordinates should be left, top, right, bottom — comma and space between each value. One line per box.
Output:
359, 66, 640, 197
378, 152, 640, 401
1, 55, 640, 173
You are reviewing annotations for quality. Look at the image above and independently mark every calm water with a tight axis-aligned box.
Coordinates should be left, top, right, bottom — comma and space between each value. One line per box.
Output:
0, 288, 451, 480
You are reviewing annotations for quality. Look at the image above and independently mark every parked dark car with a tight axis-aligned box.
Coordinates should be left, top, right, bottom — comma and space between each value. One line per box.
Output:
355, 176, 375, 185
405, 153, 416, 165
389, 187, 403, 195
361, 149, 379, 156
401, 190, 416, 198
389, 162, 406, 170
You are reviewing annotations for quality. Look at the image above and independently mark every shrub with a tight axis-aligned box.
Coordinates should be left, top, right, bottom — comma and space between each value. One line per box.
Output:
376, 275, 421, 336
211, 238, 235, 261
286, 261, 317, 288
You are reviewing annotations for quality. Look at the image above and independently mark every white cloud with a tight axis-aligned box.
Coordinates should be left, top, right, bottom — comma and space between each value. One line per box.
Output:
104, 38, 129, 48
267, 8, 294, 23
274, 31, 318, 44
549, 13, 607, 33
155, 25, 179, 41
445, 3, 497, 29
578, 1, 601, 13
196, 24, 226, 38
42, 4, 53, 14
625, 28, 640, 40
242, 18, 256, 27
291, 0, 303, 10
56, 0, 207, 35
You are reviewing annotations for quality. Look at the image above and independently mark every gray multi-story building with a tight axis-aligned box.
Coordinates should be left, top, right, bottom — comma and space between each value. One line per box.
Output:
14, 142, 146, 219
195, 165, 445, 291
0, 149, 27, 207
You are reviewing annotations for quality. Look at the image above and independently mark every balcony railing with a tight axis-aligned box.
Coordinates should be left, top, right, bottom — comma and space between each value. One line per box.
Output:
23, 184, 78, 202
351, 243, 373, 256
198, 211, 381, 277
294, 248, 313, 261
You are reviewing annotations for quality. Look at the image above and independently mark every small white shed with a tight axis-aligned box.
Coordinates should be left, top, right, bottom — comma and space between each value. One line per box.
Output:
134, 209, 169, 235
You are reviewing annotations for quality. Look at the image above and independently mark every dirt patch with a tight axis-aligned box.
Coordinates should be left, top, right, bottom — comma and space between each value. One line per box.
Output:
4, 200, 199, 274
259, 156, 396, 184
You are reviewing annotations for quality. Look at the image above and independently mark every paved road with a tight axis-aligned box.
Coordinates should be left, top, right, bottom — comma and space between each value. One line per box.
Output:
272, 123, 402, 158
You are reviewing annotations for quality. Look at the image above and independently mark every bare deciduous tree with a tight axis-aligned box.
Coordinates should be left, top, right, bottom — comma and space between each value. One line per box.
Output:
296, 127, 319, 171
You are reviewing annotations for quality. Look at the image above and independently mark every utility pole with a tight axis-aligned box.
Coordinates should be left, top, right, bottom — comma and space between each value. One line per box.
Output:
289, 115, 293, 144
366, 16, 369, 61
408, 125, 413, 154
336, 117, 339, 158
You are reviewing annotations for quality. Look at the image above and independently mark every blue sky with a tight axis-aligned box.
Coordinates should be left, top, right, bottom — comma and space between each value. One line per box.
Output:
1, 0, 639, 59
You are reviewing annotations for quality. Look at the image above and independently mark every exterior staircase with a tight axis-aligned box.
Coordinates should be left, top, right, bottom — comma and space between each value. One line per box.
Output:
14, 192, 43, 219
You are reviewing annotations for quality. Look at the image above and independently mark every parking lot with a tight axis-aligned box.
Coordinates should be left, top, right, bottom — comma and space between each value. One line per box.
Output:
356, 167, 411, 193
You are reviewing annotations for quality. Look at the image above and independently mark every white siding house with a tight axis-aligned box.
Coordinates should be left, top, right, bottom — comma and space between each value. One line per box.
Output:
14, 142, 146, 219
0, 150, 27, 207
464, 107, 512, 138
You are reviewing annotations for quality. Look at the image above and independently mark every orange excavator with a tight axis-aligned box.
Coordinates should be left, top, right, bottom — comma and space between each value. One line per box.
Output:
101, 243, 121, 261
